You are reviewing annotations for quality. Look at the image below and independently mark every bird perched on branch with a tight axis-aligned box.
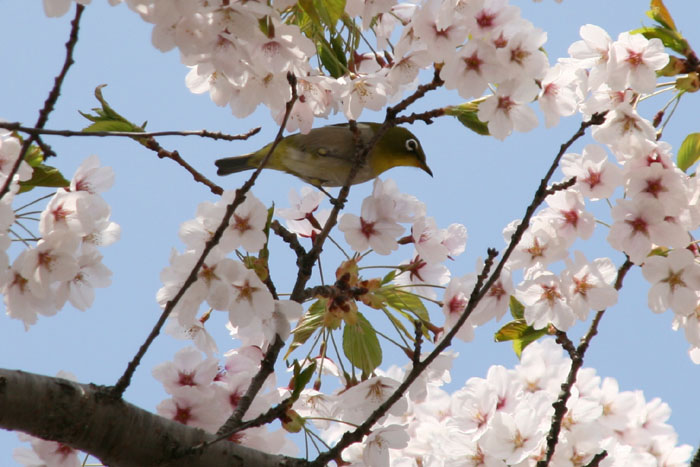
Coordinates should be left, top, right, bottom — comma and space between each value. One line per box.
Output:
215, 122, 432, 187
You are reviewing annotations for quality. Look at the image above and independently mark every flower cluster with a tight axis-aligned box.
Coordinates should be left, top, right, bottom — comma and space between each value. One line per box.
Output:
296, 339, 691, 466
50, 0, 553, 137
153, 346, 295, 453
1, 152, 119, 329
157, 190, 303, 354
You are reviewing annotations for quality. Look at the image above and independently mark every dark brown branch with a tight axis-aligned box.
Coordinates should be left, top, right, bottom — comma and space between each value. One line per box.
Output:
270, 220, 307, 261
0, 368, 294, 467
691, 442, 700, 467
537, 257, 633, 467
142, 138, 224, 196
0, 121, 261, 142
113, 74, 298, 399
0, 5, 84, 201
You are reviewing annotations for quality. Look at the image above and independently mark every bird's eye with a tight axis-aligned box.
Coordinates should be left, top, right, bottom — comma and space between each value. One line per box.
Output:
405, 138, 418, 152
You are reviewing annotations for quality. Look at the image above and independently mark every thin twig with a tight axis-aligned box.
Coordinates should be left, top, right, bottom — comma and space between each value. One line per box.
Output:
141, 138, 224, 196
537, 257, 633, 467
112, 74, 298, 399
0, 122, 261, 142
0, 5, 85, 201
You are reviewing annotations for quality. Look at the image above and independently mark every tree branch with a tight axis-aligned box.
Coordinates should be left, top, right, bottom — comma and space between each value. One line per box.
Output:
0, 122, 261, 142
0, 4, 84, 201
0, 369, 296, 467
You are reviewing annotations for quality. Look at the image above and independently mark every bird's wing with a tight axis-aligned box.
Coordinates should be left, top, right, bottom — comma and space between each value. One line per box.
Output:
280, 125, 377, 187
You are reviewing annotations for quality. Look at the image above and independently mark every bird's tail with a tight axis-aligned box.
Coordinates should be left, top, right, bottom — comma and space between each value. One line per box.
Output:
215, 154, 255, 176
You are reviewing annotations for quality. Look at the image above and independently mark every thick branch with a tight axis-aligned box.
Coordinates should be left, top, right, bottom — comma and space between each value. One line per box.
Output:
0, 369, 295, 467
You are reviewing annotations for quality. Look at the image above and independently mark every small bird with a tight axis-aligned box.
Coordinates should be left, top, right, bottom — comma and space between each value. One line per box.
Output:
215, 122, 432, 187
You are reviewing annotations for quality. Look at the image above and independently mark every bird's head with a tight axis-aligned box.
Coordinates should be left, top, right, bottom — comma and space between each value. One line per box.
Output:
370, 126, 433, 178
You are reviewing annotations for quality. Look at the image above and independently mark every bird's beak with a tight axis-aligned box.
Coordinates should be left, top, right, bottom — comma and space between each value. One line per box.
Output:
421, 162, 433, 177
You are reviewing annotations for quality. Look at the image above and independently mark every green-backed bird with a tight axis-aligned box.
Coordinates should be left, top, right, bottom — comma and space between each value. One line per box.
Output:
215, 122, 432, 187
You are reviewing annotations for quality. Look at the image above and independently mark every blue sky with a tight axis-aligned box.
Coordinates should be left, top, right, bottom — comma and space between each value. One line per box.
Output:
0, 0, 698, 464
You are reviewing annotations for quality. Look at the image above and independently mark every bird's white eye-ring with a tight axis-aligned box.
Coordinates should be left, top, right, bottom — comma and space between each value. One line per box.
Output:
405, 138, 418, 152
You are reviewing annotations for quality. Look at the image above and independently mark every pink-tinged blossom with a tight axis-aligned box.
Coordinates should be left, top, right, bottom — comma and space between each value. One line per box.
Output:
277, 186, 324, 226
165, 317, 219, 356
449, 377, 498, 439
539, 189, 595, 247
336, 376, 408, 426
345, 0, 397, 30
39, 191, 111, 240
462, 0, 522, 40
53, 250, 112, 311
480, 407, 547, 464
228, 265, 274, 327
561, 251, 618, 321
560, 144, 623, 200
504, 219, 567, 271
477, 79, 539, 140
607, 198, 688, 264
338, 73, 390, 120
642, 248, 700, 316
411, 0, 468, 62
441, 40, 502, 99
152, 346, 219, 396
566, 24, 612, 90
338, 196, 404, 255
395, 253, 450, 300
17, 239, 80, 299
0, 130, 32, 190
69, 155, 114, 194
608, 32, 669, 94
472, 266, 513, 325
221, 192, 268, 253
592, 104, 657, 153
14, 433, 81, 467
371, 178, 426, 223
516, 268, 575, 331
411, 217, 467, 264
441, 274, 477, 342
497, 25, 548, 81
248, 19, 315, 75
625, 163, 688, 217
156, 388, 228, 433
362, 425, 410, 467
539, 63, 579, 127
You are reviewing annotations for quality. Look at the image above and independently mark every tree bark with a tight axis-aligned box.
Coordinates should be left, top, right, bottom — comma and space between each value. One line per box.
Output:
0, 368, 303, 467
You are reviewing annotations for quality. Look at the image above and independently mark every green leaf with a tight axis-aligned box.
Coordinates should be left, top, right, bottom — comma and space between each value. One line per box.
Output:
381, 287, 429, 323
343, 312, 382, 374
318, 38, 345, 78
285, 299, 325, 359
646, 0, 677, 31
23, 144, 44, 167
494, 319, 548, 358
80, 85, 147, 140
18, 163, 70, 194
290, 360, 317, 401
444, 102, 490, 136
632, 26, 688, 55
677, 133, 700, 172
380, 270, 396, 286
382, 307, 415, 342
509, 295, 524, 319
313, 0, 345, 30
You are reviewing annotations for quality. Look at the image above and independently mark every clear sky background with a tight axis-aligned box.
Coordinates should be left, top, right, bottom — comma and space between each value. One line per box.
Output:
0, 0, 698, 464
